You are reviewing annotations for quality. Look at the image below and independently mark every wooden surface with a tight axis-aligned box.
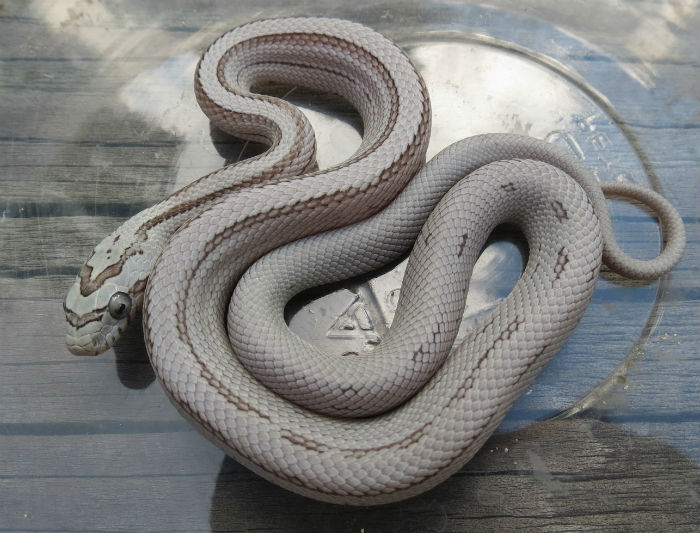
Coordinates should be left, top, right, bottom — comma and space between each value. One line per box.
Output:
1, 1, 698, 532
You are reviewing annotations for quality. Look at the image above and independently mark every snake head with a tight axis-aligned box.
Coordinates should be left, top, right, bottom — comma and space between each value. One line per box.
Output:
64, 231, 147, 355
64, 280, 137, 355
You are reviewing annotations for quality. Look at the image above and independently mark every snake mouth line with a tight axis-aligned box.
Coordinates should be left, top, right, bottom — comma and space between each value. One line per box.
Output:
65, 338, 101, 357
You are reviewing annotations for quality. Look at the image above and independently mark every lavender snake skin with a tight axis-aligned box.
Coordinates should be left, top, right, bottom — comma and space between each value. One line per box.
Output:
63, 17, 685, 504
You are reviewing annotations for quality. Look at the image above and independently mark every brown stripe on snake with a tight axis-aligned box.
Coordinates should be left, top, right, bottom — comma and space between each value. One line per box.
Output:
217, 32, 406, 171
251, 59, 377, 108
207, 32, 407, 196
280, 430, 331, 453
218, 34, 385, 111
445, 316, 526, 408
218, 34, 393, 99
514, 345, 550, 385
198, 366, 272, 421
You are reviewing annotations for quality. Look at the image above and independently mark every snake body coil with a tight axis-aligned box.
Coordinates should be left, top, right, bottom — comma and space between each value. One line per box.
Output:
64, 18, 685, 504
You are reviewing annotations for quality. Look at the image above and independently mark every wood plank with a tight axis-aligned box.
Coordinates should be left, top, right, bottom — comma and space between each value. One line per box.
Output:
0, 419, 697, 532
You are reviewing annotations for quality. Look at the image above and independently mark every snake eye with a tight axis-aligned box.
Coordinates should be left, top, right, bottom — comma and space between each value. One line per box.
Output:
108, 292, 132, 320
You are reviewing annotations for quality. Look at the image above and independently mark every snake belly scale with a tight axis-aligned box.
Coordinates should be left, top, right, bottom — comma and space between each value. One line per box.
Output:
63, 17, 686, 504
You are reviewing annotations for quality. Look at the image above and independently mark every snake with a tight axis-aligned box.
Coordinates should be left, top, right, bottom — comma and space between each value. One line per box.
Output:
63, 17, 686, 504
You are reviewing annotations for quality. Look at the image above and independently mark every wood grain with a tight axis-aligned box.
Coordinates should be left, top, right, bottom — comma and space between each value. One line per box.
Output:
1, 0, 698, 531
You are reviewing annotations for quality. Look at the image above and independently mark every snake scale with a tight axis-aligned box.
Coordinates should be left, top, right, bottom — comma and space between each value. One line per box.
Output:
63, 17, 685, 504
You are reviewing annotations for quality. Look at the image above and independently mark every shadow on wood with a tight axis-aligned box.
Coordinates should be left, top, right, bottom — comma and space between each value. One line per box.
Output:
209, 418, 700, 532
113, 315, 157, 390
